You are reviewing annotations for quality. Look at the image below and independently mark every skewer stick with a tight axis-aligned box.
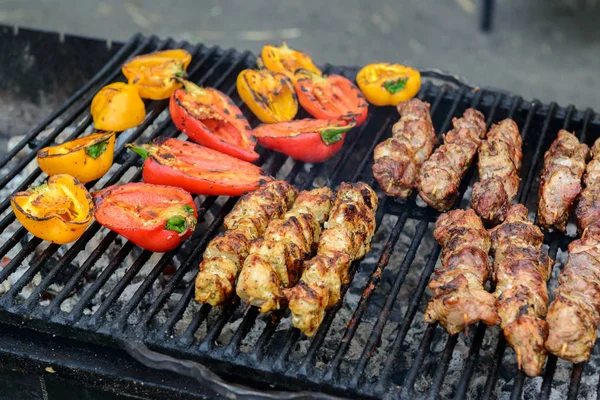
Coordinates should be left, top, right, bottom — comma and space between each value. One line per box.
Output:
387, 180, 394, 193
489, 211, 494, 221
432, 185, 438, 196
463, 313, 469, 335
517, 348, 522, 371
561, 343, 568, 358
554, 210, 559, 221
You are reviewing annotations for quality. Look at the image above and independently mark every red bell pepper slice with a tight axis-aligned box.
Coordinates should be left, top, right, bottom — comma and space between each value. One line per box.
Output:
252, 118, 355, 163
170, 79, 259, 162
294, 70, 369, 126
127, 137, 273, 196
93, 183, 197, 252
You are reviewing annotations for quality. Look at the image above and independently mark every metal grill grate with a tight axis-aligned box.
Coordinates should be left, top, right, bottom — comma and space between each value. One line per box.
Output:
1, 34, 600, 399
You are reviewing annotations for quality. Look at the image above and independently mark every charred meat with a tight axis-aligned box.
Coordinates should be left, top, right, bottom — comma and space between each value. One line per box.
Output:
372, 99, 437, 198
576, 137, 600, 234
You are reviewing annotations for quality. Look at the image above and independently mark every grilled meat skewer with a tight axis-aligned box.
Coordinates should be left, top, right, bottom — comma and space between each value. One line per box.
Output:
236, 187, 333, 312
417, 109, 486, 211
576, 138, 600, 233
372, 99, 437, 198
537, 130, 588, 232
195, 181, 297, 306
424, 209, 500, 334
283, 182, 378, 336
490, 205, 554, 376
471, 119, 522, 224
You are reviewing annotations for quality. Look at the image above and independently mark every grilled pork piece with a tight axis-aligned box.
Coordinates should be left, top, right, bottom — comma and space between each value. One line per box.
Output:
490, 205, 554, 376
283, 182, 378, 336
545, 223, 600, 363
537, 130, 588, 232
424, 209, 500, 334
417, 109, 486, 211
372, 99, 437, 198
576, 138, 600, 234
195, 181, 297, 306
471, 119, 522, 224
236, 187, 333, 312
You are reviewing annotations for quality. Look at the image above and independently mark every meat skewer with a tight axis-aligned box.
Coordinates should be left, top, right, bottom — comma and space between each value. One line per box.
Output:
195, 181, 297, 306
372, 99, 437, 198
537, 130, 588, 232
417, 109, 487, 211
490, 204, 554, 376
424, 209, 500, 335
471, 119, 522, 224
575, 137, 600, 233
283, 182, 378, 336
235, 187, 333, 312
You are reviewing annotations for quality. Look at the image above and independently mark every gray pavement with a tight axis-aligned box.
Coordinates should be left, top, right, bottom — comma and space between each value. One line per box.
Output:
1, 0, 600, 108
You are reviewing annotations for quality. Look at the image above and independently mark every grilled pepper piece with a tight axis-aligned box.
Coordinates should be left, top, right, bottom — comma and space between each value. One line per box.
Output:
122, 49, 192, 100
37, 132, 116, 183
357, 63, 421, 106
236, 69, 298, 123
91, 82, 146, 131
252, 118, 355, 163
127, 137, 272, 196
93, 183, 197, 252
294, 69, 369, 126
170, 79, 259, 162
261, 42, 321, 83
10, 174, 93, 244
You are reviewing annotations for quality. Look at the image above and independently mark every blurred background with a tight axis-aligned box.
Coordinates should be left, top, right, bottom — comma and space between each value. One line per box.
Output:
1, 0, 599, 106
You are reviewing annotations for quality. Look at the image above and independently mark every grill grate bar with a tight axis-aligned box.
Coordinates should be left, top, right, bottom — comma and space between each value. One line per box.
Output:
428, 334, 459, 399
568, 364, 584, 400
402, 323, 437, 397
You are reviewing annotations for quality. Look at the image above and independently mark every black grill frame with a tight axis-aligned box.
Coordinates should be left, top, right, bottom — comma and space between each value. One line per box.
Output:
0, 31, 599, 399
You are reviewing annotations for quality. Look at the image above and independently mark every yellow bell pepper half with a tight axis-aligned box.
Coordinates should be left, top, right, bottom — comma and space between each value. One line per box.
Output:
91, 82, 146, 132
122, 49, 192, 100
236, 69, 298, 123
261, 42, 321, 84
356, 63, 421, 106
11, 174, 94, 244
37, 132, 116, 183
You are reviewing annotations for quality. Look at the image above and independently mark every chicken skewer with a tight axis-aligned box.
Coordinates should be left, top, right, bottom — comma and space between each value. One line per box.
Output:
575, 137, 600, 233
417, 109, 487, 211
424, 209, 500, 334
236, 187, 333, 312
283, 182, 378, 336
471, 119, 522, 224
372, 99, 437, 198
490, 204, 554, 376
195, 181, 297, 306
537, 130, 588, 232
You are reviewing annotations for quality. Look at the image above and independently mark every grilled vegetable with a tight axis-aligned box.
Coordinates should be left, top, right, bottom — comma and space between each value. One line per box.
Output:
252, 118, 355, 163
294, 69, 368, 126
236, 187, 333, 312
417, 109, 486, 211
236, 69, 298, 123
424, 209, 500, 335
261, 42, 321, 83
170, 79, 259, 162
127, 137, 272, 197
91, 82, 146, 132
93, 183, 197, 253
538, 130, 588, 232
122, 49, 192, 100
356, 63, 421, 106
284, 182, 378, 336
372, 99, 437, 198
490, 205, 554, 376
195, 181, 298, 306
37, 132, 116, 183
10, 174, 93, 244
471, 119, 522, 224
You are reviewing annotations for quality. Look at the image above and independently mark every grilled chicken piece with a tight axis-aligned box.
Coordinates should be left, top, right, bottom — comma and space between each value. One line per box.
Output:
283, 182, 378, 336
471, 119, 522, 224
538, 130, 588, 232
545, 223, 600, 363
236, 187, 333, 312
372, 99, 437, 198
195, 181, 297, 306
424, 209, 500, 335
417, 109, 486, 211
576, 138, 600, 234
490, 205, 554, 376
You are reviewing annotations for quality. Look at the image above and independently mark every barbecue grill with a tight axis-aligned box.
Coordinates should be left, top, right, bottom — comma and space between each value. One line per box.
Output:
1, 25, 599, 400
